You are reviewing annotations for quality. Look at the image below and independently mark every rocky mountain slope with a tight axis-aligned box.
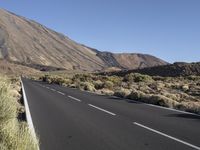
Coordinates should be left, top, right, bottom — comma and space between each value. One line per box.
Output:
0, 9, 167, 72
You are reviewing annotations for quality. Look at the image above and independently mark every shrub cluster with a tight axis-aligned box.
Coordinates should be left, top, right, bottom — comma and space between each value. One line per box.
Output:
35, 72, 200, 114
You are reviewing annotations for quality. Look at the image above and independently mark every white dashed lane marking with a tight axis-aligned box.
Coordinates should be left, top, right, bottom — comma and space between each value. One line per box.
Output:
68, 95, 81, 102
88, 104, 116, 116
133, 122, 200, 150
57, 91, 65, 95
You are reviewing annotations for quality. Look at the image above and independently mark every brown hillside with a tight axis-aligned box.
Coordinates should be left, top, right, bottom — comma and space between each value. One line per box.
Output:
0, 9, 167, 72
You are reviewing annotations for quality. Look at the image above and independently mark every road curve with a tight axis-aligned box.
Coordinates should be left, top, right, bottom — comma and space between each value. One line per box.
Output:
22, 78, 200, 150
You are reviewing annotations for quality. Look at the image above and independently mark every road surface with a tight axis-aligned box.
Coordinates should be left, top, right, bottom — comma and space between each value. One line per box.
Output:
22, 78, 200, 150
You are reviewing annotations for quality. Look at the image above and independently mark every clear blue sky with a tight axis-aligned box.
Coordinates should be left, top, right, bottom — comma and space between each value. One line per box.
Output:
1, 0, 200, 63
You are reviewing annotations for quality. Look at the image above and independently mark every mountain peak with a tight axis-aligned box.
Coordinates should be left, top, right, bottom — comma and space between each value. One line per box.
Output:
0, 8, 13, 15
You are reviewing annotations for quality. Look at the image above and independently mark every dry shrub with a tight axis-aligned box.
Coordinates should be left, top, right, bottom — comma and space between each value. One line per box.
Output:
40, 75, 71, 86
176, 102, 200, 114
150, 94, 179, 108
148, 82, 165, 91
124, 73, 153, 83
68, 84, 77, 88
178, 92, 199, 102
103, 81, 114, 90
128, 90, 147, 100
100, 89, 114, 96
171, 83, 182, 89
181, 84, 189, 91
72, 74, 93, 82
152, 76, 165, 81
160, 91, 181, 102
107, 76, 123, 86
186, 75, 200, 81
128, 90, 179, 108
186, 85, 200, 97
138, 85, 155, 94
79, 82, 95, 92
114, 88, 131, 98
93, 80, 104, 90
60, 78, 72, 86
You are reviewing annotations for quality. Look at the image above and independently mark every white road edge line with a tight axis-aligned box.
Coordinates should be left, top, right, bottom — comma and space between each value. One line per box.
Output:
51, 88, 56, 92
146, 103, 200, 117
124, 98, 200, 117
88, 104, 116, 116
133, 122, 200, 150
110, 96, 200, 117
68, 95, 81, 102
21, 79, 39, 150
104, 92, 200, 117
57, 91, 65, 95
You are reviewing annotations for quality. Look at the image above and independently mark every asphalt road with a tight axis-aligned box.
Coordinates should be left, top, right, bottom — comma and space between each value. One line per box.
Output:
22, 78, 200, 150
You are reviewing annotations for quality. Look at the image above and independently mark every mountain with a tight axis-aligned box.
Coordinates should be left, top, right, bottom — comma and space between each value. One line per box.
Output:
0, 9, 167, 72
103, 62, 200, 77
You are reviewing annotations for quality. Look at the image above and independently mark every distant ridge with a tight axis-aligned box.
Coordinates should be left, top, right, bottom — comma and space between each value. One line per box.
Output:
102, 62, 200, 77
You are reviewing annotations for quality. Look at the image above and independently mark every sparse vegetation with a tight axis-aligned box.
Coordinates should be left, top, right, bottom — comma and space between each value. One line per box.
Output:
124, 73, 153, 83
0, 76, 38, 150
35, 73, 200, 114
